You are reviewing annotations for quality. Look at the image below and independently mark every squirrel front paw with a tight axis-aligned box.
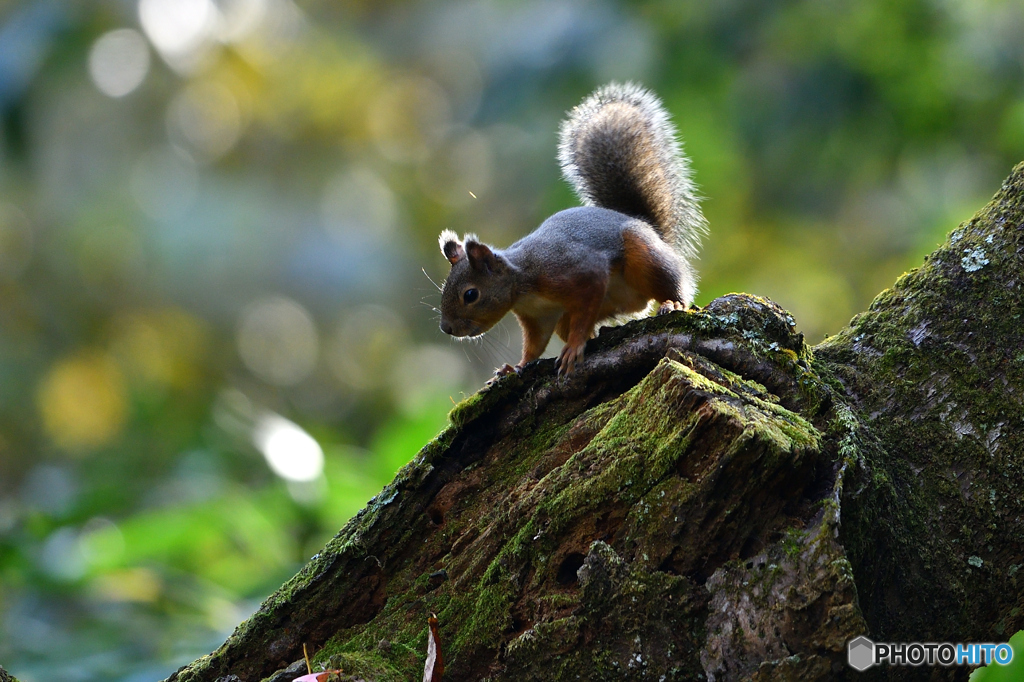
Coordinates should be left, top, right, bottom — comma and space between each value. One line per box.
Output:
486, 363, 521, 385
495, 363, 520, 376
555, 343, 585, 376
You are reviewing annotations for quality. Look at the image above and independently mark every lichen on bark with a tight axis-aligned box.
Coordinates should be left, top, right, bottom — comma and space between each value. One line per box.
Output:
815, 162, 1024, 647
166, 162, 1024, 682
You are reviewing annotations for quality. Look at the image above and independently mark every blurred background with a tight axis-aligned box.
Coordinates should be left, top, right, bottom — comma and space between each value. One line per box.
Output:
0, 0, 1021, 679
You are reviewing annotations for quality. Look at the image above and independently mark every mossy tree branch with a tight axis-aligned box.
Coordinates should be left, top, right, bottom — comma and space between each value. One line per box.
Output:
166, 163, 1024, 682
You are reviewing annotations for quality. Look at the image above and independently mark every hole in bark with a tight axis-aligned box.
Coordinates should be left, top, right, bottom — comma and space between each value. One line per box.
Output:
428, 509, 444, 526
658, 556, 681, 576
557, 553, 586, 586
509, 613, 535, 635
739, 535, 762, 561
687, 567, 711, 586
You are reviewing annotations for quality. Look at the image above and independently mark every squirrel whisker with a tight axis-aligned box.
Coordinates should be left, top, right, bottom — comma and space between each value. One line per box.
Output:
421, 267, 443, 292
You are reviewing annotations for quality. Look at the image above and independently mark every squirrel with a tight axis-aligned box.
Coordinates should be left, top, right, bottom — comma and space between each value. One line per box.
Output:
438, 82, 706, 376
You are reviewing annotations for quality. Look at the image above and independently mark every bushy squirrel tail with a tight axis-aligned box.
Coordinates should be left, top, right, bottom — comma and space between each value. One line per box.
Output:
558, 82, 706, 259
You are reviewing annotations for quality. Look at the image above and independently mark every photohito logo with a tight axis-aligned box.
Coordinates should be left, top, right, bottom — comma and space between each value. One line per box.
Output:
847, 636, 1014, 670
848, 636, 874, 671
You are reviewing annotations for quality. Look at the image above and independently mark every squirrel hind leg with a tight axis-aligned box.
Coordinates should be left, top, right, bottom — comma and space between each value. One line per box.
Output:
554, 280, 607, 375
621, 224, 696, 310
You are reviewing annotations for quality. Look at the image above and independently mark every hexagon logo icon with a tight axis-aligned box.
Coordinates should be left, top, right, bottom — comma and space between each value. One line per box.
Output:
848, 635, 875, 671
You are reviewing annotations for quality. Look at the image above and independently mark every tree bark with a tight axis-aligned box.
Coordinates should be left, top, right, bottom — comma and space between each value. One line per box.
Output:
166, 163, 1024, 682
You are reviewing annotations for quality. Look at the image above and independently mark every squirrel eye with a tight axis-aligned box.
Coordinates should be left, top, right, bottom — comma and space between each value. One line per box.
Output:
463, 288, 479, 304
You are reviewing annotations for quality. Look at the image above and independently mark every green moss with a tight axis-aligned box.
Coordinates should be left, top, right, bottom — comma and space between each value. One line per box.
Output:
296, 339, 829, 680
451, 580, 516, 652
447, 391, 490, 429
312, 614, 428, 681
319, 650, 409, 682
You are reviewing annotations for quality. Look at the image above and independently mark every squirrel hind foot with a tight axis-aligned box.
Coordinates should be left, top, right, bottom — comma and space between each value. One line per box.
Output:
657, 300, 687, 315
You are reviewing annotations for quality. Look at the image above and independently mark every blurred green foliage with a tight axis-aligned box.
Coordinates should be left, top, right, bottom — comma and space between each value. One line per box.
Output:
0, 0, 1021, 679
970, 630, 1024, 681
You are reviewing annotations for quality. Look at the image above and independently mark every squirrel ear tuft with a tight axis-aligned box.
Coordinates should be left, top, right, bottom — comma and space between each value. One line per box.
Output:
439, 229, 464, 265
465, 238, 499, 273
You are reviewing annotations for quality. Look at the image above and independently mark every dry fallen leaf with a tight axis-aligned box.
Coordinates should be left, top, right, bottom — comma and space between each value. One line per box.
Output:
423, 613, 444, 682
293, 643, 345, 682
292, 672, 348, 682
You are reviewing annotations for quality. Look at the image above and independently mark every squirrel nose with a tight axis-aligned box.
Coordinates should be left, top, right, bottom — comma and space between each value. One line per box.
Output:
440, 320, 453, 335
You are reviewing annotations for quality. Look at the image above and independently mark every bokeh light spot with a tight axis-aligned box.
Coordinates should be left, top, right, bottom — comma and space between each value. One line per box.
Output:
112, 308, 208, 389
237, 296, 319, 386
37, 353, 128, 452
91, 567, 162, 603
218, 0, 269, 44
321, 167, 398, 241
167, 80, 245, 163
79, 517, 126, 569
138, 0, 217, 67
252, 413, 323, 482
328, 305, 408, 390
39, 527, 87, 582
368, 77, 452, 163
88, 28, 151, 98
390, 345, 467, 415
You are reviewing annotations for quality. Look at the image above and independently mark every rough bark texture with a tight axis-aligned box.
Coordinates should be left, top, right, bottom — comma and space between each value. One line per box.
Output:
165, 163, 1024, 682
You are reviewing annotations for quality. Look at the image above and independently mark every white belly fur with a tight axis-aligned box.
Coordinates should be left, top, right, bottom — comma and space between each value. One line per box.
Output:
603, 272, 650, 317
514, 293, 564, 323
